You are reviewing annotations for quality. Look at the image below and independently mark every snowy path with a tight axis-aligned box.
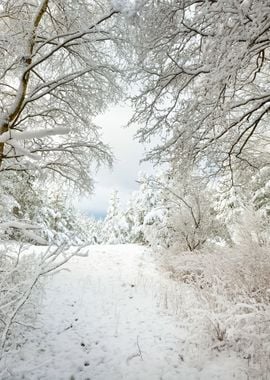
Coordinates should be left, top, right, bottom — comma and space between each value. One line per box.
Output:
2, 245, 246, 380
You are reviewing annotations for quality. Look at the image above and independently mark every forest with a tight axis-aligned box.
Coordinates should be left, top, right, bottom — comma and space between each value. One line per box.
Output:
0, 1, 269, 379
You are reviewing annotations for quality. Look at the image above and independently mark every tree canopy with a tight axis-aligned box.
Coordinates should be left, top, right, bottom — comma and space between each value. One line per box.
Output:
130, 0, 270, 184
0, 0, 124, 191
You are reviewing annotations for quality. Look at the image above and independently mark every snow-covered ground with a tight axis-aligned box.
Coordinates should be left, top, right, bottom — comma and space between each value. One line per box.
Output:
1, 244, 248, 380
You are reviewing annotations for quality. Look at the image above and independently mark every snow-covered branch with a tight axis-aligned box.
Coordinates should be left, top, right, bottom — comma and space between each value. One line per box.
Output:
0, 0, 122, 190
130, 0, 270, 179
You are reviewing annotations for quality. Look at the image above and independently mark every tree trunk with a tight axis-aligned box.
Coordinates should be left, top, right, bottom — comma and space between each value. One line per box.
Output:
0, 0, 49, 169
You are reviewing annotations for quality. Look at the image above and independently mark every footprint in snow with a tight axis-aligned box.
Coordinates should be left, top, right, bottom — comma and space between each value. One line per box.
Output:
80, 342, 91, 354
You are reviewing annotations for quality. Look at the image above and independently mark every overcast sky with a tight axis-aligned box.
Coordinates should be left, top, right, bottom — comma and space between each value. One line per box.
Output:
78, 104, 153, 218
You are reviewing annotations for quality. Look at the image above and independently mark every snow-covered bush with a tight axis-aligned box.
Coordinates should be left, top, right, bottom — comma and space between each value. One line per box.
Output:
100, 179, 162, 245
214, 163, 270, 247
124, 176, 163, 244
0, 172, 95, 245
0, 242, 85, 369
160, 216, 270, 378
101, 190, 129, 244
140, 171, 224, 251
252, 165, 270, 217
232, 207, 270, 249
100, 170, 225, 249
0, 244, 42, 358
143, 207, 169, 247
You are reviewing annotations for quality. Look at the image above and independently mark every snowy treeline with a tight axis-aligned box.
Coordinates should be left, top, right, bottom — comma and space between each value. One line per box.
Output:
0, 172, 99, 245
99, 164, 269, 251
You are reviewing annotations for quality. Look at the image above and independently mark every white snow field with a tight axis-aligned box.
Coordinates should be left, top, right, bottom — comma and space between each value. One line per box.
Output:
1, 245, 247, 380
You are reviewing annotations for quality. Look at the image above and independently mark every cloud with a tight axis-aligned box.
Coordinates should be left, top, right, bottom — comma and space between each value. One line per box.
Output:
78, 105, 152, 217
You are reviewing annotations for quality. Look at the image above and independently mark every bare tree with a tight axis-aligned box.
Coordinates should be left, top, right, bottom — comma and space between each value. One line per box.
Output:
130, 0, 270, 183
0, 0, 123, 191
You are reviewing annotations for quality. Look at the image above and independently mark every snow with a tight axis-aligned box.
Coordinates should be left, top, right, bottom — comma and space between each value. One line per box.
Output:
0, 221, 41, 230
1, 244, 247, 379
0, 127, 69, 143
111, 0, 143, 18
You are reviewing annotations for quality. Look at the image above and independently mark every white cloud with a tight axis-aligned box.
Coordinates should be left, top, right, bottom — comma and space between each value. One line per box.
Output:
78, 104, 153, 217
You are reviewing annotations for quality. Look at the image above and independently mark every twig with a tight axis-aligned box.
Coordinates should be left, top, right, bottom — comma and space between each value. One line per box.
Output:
136, 335, 144, 361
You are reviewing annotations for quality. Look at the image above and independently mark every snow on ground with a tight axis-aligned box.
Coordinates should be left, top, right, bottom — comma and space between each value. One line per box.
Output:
1, 244, 247, 379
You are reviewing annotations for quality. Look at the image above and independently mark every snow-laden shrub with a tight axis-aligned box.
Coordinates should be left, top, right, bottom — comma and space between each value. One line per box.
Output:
0, 244, 43, 358
143, 207, 170, 248
141, 172, 225, 251
101, 190, 130, 244
232, 207, 270, 249
100, 181, 161, 245
0, 172, 96, 245
251, 165, 270, 219
160, 216, 270, 379
100, 171, 226, 247
0, 242, 84, 373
